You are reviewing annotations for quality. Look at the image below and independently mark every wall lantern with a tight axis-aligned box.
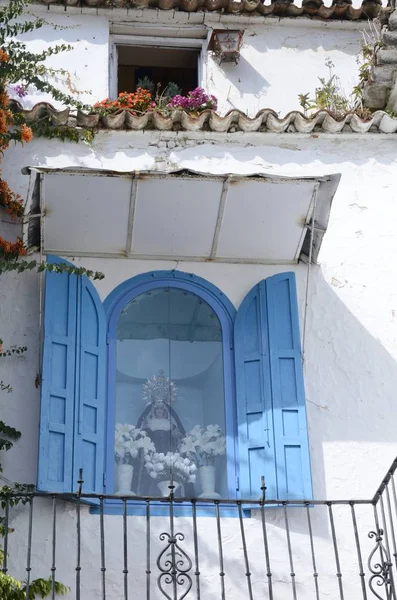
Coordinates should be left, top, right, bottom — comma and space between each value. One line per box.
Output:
208, 30, 244, 64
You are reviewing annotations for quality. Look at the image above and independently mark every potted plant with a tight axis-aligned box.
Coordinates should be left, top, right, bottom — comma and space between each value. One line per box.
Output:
180, 425, 226, 498
92, 88, 154, 128
167, 87, 218, 116
114, 423, 155, 495
144, 451, 197, 496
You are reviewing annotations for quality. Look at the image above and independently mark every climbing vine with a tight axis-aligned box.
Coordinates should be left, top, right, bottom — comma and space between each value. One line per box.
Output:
0, 1, 103, 597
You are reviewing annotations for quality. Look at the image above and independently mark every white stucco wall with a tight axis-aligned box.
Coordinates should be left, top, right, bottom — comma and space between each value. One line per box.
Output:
13, 12, 110, 108
13, 6, 367, 116
1, 7, 395, 596
1, 130, 397, 598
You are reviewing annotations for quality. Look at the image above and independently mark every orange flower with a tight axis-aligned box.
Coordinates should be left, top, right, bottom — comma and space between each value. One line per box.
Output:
0, 49, 9, 63
0, 179, 24, 219
0, 91, 9, 106
0, 236, 26, 258
0, 109, 12, 133
20, 124, 33, 144
0, 110, 7, 134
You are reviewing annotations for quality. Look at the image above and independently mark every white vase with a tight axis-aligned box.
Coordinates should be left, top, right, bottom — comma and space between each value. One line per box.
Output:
198, 465, 221, 499
157, 480, 180, 496
115, 464, 135, 496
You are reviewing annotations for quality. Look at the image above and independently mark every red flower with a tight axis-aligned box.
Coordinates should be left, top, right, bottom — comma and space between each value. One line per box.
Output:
93, 89, 153, 115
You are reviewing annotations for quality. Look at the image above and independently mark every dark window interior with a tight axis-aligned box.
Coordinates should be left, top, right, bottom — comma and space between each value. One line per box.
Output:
117, 46, 199, 95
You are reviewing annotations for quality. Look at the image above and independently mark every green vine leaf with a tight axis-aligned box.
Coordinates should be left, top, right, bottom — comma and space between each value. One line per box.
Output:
0, 422, 21, 440
0, 381, 12, 393
25, 578, 69, 599
0, 438, 13, 452
0, 346, 28, 358
30, 120, 83, 144
0, 259, 104, 279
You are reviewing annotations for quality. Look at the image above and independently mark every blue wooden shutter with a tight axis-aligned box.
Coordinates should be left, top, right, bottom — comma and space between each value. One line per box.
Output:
73, 276, 106, 494
38, 256, 106, 494
234, 281, 277, 499
266, 272, 312, 500
235, 273, 312, 500
38, 256, 78, 492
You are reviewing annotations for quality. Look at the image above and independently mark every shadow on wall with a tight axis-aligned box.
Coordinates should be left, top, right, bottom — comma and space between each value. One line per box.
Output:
215, 56, 270, 99
0, 214, 21, 243
169, 141, 397, 169
305, 268, 397, 495
252, 26, 361, 54
14, 13, 106, 46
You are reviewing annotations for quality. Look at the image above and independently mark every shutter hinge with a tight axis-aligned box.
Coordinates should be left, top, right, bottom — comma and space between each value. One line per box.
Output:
103, 472, 107, 489
35, 372, 41, 389
106, 332, 110, 345
236, 476, 239, 491
230, 341, 234, 351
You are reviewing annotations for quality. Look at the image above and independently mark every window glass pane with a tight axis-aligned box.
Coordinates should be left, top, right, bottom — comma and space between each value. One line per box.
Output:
115, 287, 227, 498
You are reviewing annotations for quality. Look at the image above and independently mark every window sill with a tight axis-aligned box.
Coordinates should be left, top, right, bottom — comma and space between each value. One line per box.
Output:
89, 500, 252, 518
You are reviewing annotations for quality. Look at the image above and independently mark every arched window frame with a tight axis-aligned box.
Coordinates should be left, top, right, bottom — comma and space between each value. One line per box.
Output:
104, 270, 237, 501
37, 259, 312, 513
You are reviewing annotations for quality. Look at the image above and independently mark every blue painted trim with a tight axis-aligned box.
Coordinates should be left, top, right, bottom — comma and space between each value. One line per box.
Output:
89, 501, 250, 518
103, 270, 236, 320
104, 270, 237, 502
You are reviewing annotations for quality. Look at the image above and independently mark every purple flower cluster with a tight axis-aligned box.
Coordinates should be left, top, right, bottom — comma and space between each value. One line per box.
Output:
168, 87, 218, 112
13, 84, 28, 98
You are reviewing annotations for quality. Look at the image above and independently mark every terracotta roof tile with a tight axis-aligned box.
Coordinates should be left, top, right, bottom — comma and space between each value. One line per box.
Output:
11, 100, 397, 133
32, 0, 385, 19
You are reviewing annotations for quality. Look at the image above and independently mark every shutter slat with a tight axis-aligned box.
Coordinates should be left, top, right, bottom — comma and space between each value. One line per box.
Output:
235, 282, 277, 499
73, 277, 106, 495
266, 272, 312, 500
235, 273, 312, 502
38, 256, 77, 492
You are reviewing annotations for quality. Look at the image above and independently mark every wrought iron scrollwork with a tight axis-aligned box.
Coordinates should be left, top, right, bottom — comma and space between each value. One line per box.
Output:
368, 529, 393, 600
157, 531, 193, 600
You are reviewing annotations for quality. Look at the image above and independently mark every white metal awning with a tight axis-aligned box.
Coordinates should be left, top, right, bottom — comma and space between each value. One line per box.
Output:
23, 168, 340, 264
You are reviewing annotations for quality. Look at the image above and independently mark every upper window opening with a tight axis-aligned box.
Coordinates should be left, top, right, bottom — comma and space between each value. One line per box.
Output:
114, 287, 228, 499
117, 46, 199, 95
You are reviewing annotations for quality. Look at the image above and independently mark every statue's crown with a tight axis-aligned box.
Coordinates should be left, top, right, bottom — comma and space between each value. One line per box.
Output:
142, 370, 177, 405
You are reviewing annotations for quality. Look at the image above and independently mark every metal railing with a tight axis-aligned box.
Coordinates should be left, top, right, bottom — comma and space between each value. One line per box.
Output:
2, 459, 397, 600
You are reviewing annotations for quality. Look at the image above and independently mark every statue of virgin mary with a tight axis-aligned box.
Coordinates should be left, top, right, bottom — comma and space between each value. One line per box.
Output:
132, 371, 193, 496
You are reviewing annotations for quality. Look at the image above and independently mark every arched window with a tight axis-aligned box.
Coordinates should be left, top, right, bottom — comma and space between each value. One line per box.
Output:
105, 272, 237, 499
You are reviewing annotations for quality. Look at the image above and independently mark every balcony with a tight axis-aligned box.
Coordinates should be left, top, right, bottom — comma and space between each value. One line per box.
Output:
2, 458, 397, 600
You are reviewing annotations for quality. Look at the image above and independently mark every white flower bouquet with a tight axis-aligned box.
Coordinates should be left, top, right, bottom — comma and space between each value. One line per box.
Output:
144, 451, 197, 484
180, 424, 226, 466
115, 423, 155, 465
